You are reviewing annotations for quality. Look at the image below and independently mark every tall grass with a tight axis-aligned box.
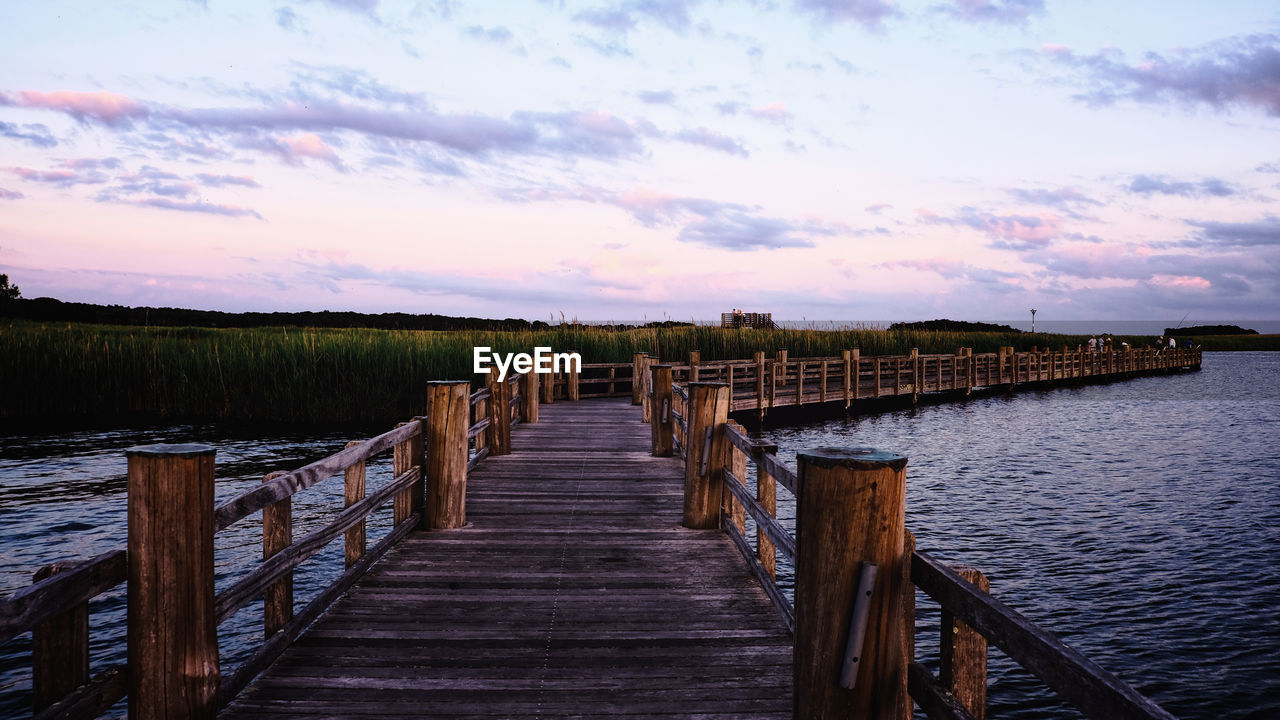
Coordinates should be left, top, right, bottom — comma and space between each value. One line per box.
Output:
0, 320, 1176, 426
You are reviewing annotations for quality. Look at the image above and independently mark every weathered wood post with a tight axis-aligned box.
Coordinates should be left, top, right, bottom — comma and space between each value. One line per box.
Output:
775, 349, 788, 399
753, 441, 779, 579
32, 564, 89, 712
794, 447, 908, 720
486, 367, 512, 455
910, 348, 920, 402
640, 356, 655, 423
344, 440, 366, 567
521, 370, 539, 424
650, 364, 674, 456
682, 382, 729, 529
427, 381, 469, 530
754, 351, 767, 418
393, 423, 424, 526
126, 443, 219, 720
723, 420, 749, 536
540, 367, 556, 404
941, 565, 990, 719
261, 471, 292, 637
689, 350, 701, 381
841, 350, 853, 408
632, 352, 648, 405
567, 355, 580, 401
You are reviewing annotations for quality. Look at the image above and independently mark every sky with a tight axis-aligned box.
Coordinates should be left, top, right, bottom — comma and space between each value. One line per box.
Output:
0, 0, 1278, 323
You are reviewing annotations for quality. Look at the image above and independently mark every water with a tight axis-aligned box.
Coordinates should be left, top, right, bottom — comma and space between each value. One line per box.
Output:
2, 354, 1277, 718
753, 352, 1279, 719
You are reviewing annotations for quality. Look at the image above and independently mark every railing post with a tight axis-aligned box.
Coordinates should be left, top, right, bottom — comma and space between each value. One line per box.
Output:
633, 352, 647, 405
521, 370, 539, 423
393, 424, 423, 525
427, 381, 469, 530
794, 447, 908, 720
344, 440, 366, 567
486, 367, 512, 455
754, 443, 778, 579
126, 443, 219, 720
910, 348, 920, 402
682, 382, 729, 529
567, 356, 580, 401
650, 364, 674, 456
640, 356, 654, 423
901, 529, 917, 720
842, 350, 853, 408
941, 566, 990, 719
32, 564, 89, 712
689, 350, 701, 382
723, 420, 748, 536
261, 470, 292, 637
541, 367, 556, 404
754, 351, 767, 418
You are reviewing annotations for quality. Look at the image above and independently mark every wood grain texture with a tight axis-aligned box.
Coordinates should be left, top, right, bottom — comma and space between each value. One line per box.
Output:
262, 471, 293, 638
0, 549, 124, 644
427, 381, 469, 530
683, 383, 730, 529
941, 565, 989, 719
31, 564, 89, 712
222, 397, 791, 719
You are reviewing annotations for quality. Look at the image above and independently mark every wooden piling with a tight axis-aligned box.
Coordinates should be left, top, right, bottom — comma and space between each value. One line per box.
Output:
32, 564, 89, 712
486, 367, 512, 455
682, 382, 729, 529
126, 443, 219, 720
723, 420, 748, 537
521, 370, 539, 423
540, 367, 555, 404
794, 447, 907, 720
640, 356, 654, 423
650, 364, 674, 457
689, 350, 701, 382
344, 440, 366, 568
755, 351, 767, 418
426, 381, 469, 530
261, 471, 292, 637
393, 425, 423, 526
841, 351, 852, 407
632, 352, 648, 405
941, 566, 990, 719
757, 447, 778, 579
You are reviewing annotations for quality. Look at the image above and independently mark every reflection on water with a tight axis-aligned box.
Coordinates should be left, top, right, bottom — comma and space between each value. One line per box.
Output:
2, 354, 1277, 718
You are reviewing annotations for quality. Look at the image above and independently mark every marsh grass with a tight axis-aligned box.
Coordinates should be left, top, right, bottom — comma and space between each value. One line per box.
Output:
1, 319, 1184, 425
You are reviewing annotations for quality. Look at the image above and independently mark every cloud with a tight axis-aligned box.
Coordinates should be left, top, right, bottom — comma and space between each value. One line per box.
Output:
5, 165, 109, 187
462, 25, 515, 44
0, 121, 57, 148
307, 0, 379, 15
1185, 216, 1280, 248
0, 187, 23, 200
132, 197, 264, 219
1047, 34, 1280, 117
793, 0, 900, 31
1128, 174, 1237, 198
941, 0, 1044, 25
671, 127, 748, 156
921, 206, 1063, 249
865, 202, 891, 214
574, 1, 699, 34
637, 89, 676, 105
237, 132, 344, 168
196, 173, 261, 188
0, 90, 150, 126
878, 258, 1019, 284
275, 6, 302, 31
749, 102, 793, 125
1006, 186, 1101, 209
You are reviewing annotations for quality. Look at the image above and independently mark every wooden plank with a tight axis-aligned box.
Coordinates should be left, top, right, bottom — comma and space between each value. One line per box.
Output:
912, 551, 1176, 720
32, 664, 127, 720
0, 549, 125, 644
722, 467, 795, 560
908, 662, 978, 720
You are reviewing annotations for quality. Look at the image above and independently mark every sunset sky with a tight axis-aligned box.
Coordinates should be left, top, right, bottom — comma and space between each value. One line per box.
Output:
1, 1, 1277, 322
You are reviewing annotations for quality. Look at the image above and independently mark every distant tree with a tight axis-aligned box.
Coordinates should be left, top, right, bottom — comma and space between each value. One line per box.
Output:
0, 274, 19, 301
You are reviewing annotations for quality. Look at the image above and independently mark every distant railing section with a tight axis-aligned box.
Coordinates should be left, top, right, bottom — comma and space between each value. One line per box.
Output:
0, 371, 541, 719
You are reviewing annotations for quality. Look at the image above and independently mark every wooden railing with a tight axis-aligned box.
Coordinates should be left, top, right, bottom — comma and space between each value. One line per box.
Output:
649, 373, 1178, 719
0, 372, 540, 719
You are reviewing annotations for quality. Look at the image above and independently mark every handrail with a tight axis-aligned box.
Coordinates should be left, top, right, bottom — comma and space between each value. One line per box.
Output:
0, 549, 126, 644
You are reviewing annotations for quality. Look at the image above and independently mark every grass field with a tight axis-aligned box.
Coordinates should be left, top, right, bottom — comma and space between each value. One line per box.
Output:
1, 319, 1265, 425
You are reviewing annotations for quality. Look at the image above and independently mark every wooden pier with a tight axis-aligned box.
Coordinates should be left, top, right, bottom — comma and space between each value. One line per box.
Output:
0, 346, 1195, 720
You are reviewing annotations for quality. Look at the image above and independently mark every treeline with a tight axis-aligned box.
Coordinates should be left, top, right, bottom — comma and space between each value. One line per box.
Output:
0, 297, 550, 331
1165, 324, 1258, 336
888, 319, 1021, 333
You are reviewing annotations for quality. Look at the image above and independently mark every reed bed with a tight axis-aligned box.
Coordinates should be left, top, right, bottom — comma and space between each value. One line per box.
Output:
1, 320, 1174, 425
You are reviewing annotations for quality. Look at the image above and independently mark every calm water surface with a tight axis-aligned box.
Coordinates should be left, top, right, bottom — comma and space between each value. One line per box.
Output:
1, 353, 1277, 718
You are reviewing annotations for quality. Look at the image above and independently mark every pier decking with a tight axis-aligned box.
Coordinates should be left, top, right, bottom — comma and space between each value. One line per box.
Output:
222, 398, 794, 719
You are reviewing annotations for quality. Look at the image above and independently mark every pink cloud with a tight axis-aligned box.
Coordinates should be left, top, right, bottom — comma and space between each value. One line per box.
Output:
1, 90, 149, 126
749, 102, 793, 124
1150, 274, 1211, 289
0, 187, 23, 200
241, 133, 343, 168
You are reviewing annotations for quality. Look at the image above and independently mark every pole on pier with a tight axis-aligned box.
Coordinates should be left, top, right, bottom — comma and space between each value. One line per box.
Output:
641, 356, 655, 423
650, 364, 674, 456
794, 447, 907, 720
344, 440, 366, 567
567, 354, 580, 401
32, 564, 89, 712
126, 443, 220, 720
521, 370, 539, 424
633, 352, 648, 405
540, 366, 556, 404
486, 367, 512, 455
754, 351, 767, 420
261, 470, 292, 636
689, 350, 702, 382
941, 565, 990, 719
682, 382, 729, 529
393, 424, 424, 527
426, 381, 469, 529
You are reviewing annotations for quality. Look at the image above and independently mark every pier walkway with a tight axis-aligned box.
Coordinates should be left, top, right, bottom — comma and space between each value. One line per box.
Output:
221, 398, 793, 719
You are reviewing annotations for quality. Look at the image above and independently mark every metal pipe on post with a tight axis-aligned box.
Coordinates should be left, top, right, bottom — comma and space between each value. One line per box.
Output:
427, 381, 469, 530
650, 364, 674, 457
682, 382, 729, 529
126, 443, 220, 720
794, 447, 908, 720
486, 367, 512, 455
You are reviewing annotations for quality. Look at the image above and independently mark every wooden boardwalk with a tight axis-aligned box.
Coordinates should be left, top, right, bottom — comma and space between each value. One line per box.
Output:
222, 397, 793, 719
